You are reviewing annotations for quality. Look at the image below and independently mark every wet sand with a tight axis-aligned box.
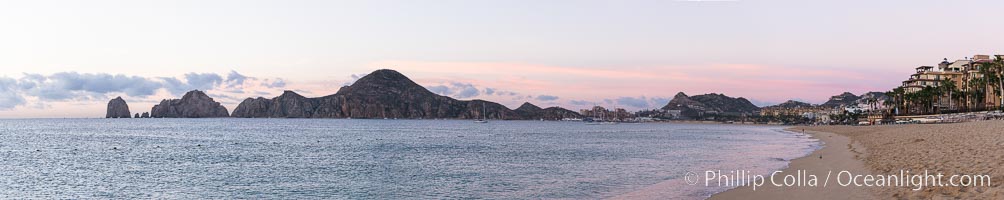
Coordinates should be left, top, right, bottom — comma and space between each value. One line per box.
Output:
797, 121, 1004, 199
709, 128, 877, 199
612, 127, 874, 200
713, 121, 1004, 199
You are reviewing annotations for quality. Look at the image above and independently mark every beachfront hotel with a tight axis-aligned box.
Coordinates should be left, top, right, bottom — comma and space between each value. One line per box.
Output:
898, 54, 1002, 113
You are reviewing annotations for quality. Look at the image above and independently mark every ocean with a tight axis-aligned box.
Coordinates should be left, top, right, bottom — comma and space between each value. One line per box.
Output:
0, 119, 818, 199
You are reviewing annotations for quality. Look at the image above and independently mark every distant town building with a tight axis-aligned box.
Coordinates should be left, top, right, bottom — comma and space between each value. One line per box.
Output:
579, 106, 632, 121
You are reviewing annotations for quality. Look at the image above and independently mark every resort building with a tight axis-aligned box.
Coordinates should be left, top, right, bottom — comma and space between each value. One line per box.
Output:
897, 55, 1002, 114
962, 55, 1002, 109
901, 65, 964, 93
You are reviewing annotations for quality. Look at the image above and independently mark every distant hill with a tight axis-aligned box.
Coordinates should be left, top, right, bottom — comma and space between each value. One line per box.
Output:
856, 92, 889, 104
661, 92, 759, 119
514, 102, 583, 120
820, 92, 860, 108
817, 91, 889, 108
231, 69, 577, 120
764, 100, 815, 109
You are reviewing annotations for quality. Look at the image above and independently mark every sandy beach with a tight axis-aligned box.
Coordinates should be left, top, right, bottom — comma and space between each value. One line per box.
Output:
711, 121, 1004, 199
709, 128, 877, 199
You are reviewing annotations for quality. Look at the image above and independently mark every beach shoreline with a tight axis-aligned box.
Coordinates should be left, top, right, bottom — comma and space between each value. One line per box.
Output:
711, 121, 1004, 199
707, 127, 876, 199
611, 126, 825, 199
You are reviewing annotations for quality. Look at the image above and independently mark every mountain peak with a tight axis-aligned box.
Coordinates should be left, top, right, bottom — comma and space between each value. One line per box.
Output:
181, 90, 210, 100
368, 69, 407, 78
336, 69, 429, 96
674, 92, 689, 99
357, 69, 414, 85
516, 102, 542, 111
280, 90, 304, 98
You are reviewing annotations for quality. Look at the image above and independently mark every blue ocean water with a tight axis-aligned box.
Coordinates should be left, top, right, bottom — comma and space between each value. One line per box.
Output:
0, 119, 817, 199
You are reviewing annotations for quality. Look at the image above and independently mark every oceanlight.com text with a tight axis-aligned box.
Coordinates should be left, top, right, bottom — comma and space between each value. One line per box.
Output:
688, 170, 991, 191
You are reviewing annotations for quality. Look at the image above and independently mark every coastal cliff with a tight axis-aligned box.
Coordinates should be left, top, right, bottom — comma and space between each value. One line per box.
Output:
661, 92, 759, 119
514, 102, 583, 120
230, 91, 318, 118
150, 90, 230, 118
232, 69, 575, 120
105, 97, 131, 118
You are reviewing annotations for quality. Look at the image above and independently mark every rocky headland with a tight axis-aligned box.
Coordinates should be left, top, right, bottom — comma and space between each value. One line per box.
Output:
105, 96, 131, 118
105, 69, 887, 121
513, 102, 582, 120
232, 69, 581, 120
660, 92, 759, 119
150, 90, 230, 118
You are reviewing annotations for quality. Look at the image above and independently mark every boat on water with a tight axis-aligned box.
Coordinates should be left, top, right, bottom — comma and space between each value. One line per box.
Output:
585, 121, 619, 125
474, 102, 489, 123
583, 107, 617, 125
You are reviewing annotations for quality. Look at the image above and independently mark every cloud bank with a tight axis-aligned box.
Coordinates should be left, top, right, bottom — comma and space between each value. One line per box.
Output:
536, 95, 559, 101
0, 71, 287, 110
0, 78, 25, 110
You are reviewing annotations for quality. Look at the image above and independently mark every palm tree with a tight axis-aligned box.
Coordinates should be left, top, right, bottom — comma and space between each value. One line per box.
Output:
940, 79, 959, 112
955, 88, 968, 112
968, 77, 986, 111
912, 86, 939, 114
886, 91, 897, 114
905, 90, 918, 114
886, 87, 905, 115
928, 86, 941, 114
991, 55, 1004, 110
975, 58, 1004, 111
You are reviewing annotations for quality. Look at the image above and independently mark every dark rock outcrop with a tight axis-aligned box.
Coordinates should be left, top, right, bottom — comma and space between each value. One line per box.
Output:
514, 102, 543, 116
814, 92, 889, 109
661, 92, 759, 119
150, 90, 230, 118
134, 113, 140, 118
514, 102, 582, 120
766, 100, 815, 109
662, 92, 705, 110
856, 92, 889, 104
232, 69, 559, 120
141, 112, 150, 118
820, 92, 860, 108
688, 93, 759, 115
231, 91, 318, 118
105, 97, 131, 118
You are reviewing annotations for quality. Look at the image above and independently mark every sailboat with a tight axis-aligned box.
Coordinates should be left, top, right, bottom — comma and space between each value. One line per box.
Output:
585, 107, 601, 125
585, 107, 618, 125
474, 102, 489, 123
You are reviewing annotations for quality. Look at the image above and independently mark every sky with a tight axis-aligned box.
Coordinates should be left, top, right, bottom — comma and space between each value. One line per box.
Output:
1, 0, 1002, 118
